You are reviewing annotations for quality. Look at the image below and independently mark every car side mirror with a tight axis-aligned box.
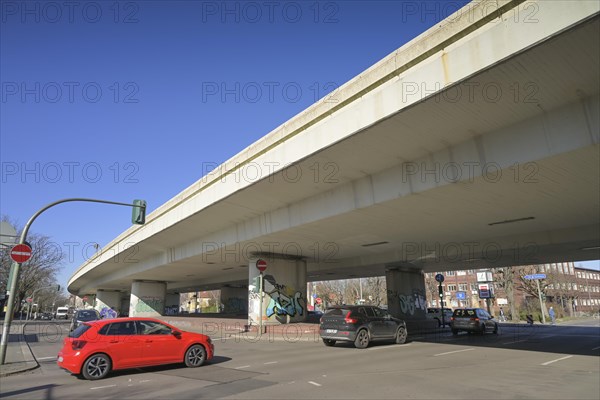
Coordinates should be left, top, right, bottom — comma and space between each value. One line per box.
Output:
172, 330, 182, 337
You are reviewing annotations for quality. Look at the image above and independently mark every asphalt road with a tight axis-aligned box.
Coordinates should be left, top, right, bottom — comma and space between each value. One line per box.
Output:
0, 320, 598, 399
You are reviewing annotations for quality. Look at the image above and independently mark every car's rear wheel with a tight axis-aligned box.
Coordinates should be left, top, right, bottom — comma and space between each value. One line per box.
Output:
354, 329, 369, 349
322, 339, 336, 347
185, 344, 207, 367
81, 353, 111, 380
395, 326, 407, 344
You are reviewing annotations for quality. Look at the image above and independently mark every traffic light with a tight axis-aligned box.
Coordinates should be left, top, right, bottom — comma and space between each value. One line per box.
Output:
132, 199, 147, 225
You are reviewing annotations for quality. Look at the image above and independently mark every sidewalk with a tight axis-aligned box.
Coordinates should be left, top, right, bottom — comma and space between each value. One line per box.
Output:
0, 323, 39, 377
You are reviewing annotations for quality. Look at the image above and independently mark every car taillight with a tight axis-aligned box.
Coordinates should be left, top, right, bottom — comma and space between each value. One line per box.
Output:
71, 340, 87, 350
344, 311, 358, 324
450, 317, 454, 321
470, 317, 480, 322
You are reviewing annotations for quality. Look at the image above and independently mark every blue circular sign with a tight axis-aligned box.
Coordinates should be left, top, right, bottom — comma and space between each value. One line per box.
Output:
435, 273, 444, 283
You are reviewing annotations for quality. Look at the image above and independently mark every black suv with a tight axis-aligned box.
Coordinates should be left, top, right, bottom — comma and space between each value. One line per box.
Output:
319, 305, 407, 349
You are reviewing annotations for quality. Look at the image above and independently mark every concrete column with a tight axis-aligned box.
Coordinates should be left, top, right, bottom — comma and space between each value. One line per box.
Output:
248, 258, 307, 325
129, 281, 166, 317
385, 267, 430, 331
95, 290, 121, 316
221, 286, 247, 314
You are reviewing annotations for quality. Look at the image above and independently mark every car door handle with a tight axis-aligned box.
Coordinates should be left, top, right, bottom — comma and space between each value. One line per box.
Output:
145, 339, 153, 343
109, 340, 119, 343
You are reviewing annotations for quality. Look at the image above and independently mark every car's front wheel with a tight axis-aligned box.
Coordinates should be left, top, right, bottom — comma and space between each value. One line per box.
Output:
354, 329, 369, 349
184, 344, 207, 367
395, 326, 407, 344
81, 353, 111, 380
322, 339, 336, 347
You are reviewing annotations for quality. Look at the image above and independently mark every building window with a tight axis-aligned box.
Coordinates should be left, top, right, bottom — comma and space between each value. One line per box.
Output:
447, 284, 457, 291
447, 271, 455, 276
458, 283, 468, 291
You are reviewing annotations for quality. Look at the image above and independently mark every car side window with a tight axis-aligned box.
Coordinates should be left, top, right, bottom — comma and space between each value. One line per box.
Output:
364, 307, 375, 317
357, 307, 367, 316
373, 307, 384, 317
137, 320, 172, 335
103, 321, 137, 336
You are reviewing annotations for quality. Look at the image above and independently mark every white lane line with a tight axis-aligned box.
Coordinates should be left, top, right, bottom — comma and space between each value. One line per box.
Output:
308, 381, 322, 387
433, 348, 474, 357
235, 365, 251, 369
503, 340, 528, 345
541, 355, 573, 366
139, 380, 151, 383
90, 385, 117, 390
37, 356, 57, 360
592, 346, 600, 351
368, 343, 412, 350
263, 361, 278, 365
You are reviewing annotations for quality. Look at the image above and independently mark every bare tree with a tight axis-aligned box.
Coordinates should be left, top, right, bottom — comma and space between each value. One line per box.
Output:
494, 267, 517, 320
0, 219, 65, 309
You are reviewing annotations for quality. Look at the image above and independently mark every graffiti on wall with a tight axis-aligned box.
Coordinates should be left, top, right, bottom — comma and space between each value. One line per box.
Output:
263, 275, 305, 323
134, 296, 164, 314
99, 306, 118, 319
387, 289, 427, 316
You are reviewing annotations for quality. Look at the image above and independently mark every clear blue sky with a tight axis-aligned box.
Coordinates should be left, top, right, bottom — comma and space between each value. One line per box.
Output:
1, 1, 598, 288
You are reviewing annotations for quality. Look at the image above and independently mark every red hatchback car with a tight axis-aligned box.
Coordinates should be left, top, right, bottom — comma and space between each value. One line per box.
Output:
57, 317, 214, 380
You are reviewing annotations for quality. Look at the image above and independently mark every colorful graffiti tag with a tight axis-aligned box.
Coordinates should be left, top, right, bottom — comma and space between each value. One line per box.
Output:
263, 275, 305, 322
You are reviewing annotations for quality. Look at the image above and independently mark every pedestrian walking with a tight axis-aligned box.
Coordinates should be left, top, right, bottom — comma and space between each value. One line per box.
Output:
549, 306, 556, 325
499, 307, 506, 322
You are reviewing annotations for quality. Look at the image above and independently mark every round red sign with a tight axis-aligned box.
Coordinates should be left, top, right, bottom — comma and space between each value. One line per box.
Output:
256, 259, 267, 272
10, 243, 32, 263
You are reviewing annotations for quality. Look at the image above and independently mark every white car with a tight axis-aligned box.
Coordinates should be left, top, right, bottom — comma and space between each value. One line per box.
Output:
426, 307, 453, 327
55, 307, 70, 320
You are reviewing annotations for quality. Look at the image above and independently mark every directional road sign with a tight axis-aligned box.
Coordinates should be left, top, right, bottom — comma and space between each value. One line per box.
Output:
524, 274, 547, 280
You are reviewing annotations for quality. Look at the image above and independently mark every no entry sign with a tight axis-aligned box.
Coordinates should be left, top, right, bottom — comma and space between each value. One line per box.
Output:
10, 243, 32, 263
256, 259, 267, 272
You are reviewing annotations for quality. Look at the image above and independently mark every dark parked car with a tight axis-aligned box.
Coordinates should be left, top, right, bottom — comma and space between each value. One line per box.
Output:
319, 305, 407, 349
36, 312, 53, 320
70, 309, 101, 332
450, 308, 498, 335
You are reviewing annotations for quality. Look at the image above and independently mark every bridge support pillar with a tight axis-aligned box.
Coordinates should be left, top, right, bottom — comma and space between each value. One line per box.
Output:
95, 290, 122, 317
386, 267, 433, 333
248, 258, 307, 325
221, 286, 248, 314
129, 280, 166, 317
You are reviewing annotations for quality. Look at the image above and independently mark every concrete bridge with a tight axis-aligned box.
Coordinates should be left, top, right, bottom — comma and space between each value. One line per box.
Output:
68, 0, 599, 327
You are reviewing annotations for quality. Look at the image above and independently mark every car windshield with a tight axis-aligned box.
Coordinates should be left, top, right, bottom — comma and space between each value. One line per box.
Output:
76, 310, 99, 321
324, 308, 351, 316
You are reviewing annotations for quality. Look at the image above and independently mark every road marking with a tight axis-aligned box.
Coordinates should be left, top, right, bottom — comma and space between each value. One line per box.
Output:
541, 355, 573, 366
308, 381, 322, 387
503, 340, 528, 345
235, 365, 251, 369
264, 361, 278, 365
90, 385, 117, 390
433, 348, 474, 357
139, 380, 151, 383
37, 356, 56, 360
368, 343, 412, 351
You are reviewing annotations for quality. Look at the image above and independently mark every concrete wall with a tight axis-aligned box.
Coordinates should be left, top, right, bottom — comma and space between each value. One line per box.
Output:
129, 281, 166, 317
248, 259, 307, 325
221, 286, 247, 314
